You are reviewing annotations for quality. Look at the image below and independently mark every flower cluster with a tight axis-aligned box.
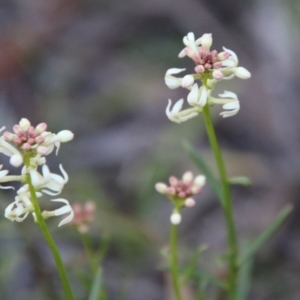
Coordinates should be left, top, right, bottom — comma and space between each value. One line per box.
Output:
155, 171, 206, 224
0, 118, 74, 226
69, 201, 96, 233
165, 32, 251, 123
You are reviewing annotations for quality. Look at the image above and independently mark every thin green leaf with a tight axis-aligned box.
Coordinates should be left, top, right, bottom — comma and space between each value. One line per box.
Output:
238, 204, 293, 266
184, 142, 223, 205
236, 257, 253, 300
182, 245, 208, 283
228, 176, 252, 187
88, 267, 103, 300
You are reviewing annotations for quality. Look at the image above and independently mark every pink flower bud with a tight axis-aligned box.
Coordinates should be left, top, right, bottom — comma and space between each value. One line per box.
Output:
35, 136, 45, 143
185, 198, 196, 207
169, 176, 178, 186
12, 136, 22, 145
36, 122, 47, 133
204, 63, 212, 69
3, 132, 14, 141
217, 51, 230, 61
13, 125, 22, 135
212, 70, 224, 80
21, 143, 31, 150
195, 65, 205, 73
37, 146, 49, 155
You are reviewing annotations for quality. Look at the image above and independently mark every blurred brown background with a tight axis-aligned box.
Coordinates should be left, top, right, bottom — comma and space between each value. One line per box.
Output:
0, 0, 300, 299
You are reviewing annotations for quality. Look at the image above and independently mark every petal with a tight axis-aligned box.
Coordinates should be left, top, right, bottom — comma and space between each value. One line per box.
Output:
187, 83, 199, 106
51, 199, 74, 227
234, 67, 251, 79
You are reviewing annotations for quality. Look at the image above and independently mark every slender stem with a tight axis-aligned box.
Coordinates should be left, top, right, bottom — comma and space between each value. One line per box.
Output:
170, 224, 182, 300
80, 232, 97, 275
202, 104, 238, 300
26, 173, 74, 300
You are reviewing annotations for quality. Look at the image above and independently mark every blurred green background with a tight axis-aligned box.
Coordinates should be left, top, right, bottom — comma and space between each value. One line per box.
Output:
1, 0, 300, 299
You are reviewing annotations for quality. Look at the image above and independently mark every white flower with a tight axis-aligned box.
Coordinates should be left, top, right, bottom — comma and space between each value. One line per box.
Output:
179, 32, 202, 58
0, 165, 24, 189
221, 47, 251, 80
187, 84, 209, 107
209, 91, 240, 118
42, 198, 74, 227
166, 99, 199, 123
37, 130, 74, 156
4, 193, 34, 222
30, 164, 68, 196
164, 68, 194, 89
0, 127, 23, 166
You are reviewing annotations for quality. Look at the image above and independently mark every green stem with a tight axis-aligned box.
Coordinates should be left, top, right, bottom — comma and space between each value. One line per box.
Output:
202, 104, 238, 300
80, 232, 97, 275
170, 224, 182, 300
26, 173, 74, 300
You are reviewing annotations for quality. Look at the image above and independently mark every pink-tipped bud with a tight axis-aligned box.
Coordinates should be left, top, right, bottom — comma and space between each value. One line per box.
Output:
178, 191, 186, 198
21, 143, 31, 150
213, 62, 222, 69
27, 138, 35, 145
169, 176, 178, 186
166, 186, 176, 195
37, 146, 49, 155
36, 122, 47, 133
12, 136, 22, 145
35, 136, 45, 144
155, 183, 168, 194
212, 70, 224, 80
13, 125, 22, 135
182, 171, 193, 183
217, 51, 230, 61
170, 212, 181, 225
191, 186, 201, 194
3, 132, 14, 141
28, 126, 36, 136
195, 65, 205, 73
204, 63, 212, 69
185, 198, 196, 207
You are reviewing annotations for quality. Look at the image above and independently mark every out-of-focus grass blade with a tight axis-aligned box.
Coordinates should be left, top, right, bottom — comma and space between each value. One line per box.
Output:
228, 176, 252, 187
184, 142, 223, 206
88, 267, 103, 300
238, 204, 293, 266
236, 255, 253, 300
182, 245, 208, 283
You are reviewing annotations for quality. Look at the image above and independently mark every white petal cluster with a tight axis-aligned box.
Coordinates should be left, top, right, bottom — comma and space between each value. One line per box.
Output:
1, 119, 74, 227
164, 32, 251, 123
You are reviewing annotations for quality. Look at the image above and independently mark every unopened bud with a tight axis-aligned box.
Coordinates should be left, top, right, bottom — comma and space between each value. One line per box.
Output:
170, 212, 181, 225
185, 198, 196, 207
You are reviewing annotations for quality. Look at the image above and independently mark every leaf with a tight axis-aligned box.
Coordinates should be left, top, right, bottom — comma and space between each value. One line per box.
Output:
184, 142, 223, 206
182, 245, 208, 283
88, 267, 103, 300
236, 246, 253, 300
228, 176, 252, 187
238, 204, 293, 266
